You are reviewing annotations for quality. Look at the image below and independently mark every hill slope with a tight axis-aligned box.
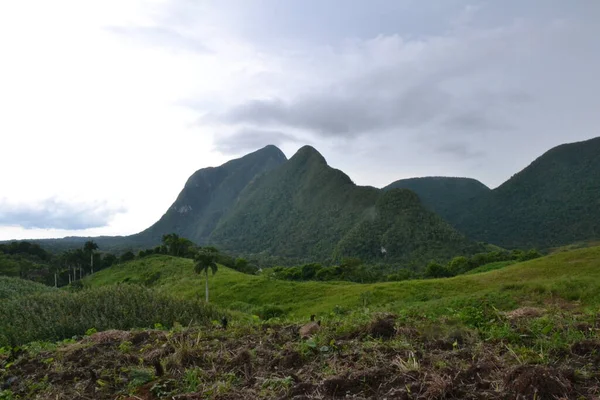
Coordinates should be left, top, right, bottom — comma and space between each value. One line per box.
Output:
134, 145, 287, 246
87, 246, 600, 317
209, 146, 478, 265
383, 177, 490, 221
333, 189, 481, 266
449, 137, 600, 248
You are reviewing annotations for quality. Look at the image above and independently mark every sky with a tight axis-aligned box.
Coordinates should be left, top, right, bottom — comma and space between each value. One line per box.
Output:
0, 0, 599, 240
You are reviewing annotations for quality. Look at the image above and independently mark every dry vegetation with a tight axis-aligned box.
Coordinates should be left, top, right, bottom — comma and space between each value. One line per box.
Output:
2, 304, 600, 399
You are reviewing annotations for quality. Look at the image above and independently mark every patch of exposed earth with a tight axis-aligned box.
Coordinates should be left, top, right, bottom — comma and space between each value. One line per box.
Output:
2, 312, 600, 399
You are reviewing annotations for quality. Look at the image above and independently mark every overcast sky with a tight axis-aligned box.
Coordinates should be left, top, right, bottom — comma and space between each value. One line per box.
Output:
1, 0, 599, 240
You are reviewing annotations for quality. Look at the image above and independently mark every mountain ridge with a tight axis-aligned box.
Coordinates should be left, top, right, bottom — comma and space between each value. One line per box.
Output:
446, 136, 600, 248
209, 146, 480, 265
383, 176, 491, 222
18, 136, 600, 257
131, 145, 287, 245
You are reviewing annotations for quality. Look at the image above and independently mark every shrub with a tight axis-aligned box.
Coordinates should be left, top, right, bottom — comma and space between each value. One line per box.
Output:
254, 304, 286, 320
424, 262, 453, 278
0, 285, 221, 347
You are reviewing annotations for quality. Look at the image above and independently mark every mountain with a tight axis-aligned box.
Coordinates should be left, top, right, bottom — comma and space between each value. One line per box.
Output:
447, 137, 600, 248
132, 145, 288, 246
210, 146, 481, 265
384, 177, 490, 221
333, 188, 481, 266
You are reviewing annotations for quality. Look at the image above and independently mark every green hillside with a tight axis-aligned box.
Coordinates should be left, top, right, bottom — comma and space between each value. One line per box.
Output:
133, 145, 287, 246
210, 146, 478, 265
87, 246, 600, 317
448, 136, 600, 248
333, 189, 482, 266
383, 176, 490, 221
23, 146, 287, 254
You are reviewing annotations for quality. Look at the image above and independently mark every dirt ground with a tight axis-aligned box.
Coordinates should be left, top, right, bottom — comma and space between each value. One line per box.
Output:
2, 314, 600, 399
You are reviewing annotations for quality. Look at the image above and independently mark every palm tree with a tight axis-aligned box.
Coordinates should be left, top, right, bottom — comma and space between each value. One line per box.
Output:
194, 249, 218, 302
84, 241, 99, 274
162, 233, 180, 256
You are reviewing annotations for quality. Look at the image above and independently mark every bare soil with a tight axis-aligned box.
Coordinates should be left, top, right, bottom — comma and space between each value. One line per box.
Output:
2, 316, 600, 399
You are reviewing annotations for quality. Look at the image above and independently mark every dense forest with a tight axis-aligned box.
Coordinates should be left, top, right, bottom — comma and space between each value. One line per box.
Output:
384, 176, 490, 221
210, 146, 481, 266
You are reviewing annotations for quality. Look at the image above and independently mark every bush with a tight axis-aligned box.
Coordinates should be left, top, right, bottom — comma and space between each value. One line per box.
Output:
0, 285, 221, 347
254, 304, 286, 320
386, 269, 413, 281
0, 277, 55, 300
424, 262, 453, 278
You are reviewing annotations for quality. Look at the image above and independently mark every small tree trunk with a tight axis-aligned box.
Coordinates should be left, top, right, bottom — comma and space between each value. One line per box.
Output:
68, 272, 72, 284
54, 272, 58, 288
91, 253, 94, 274
205, 269, 209, 303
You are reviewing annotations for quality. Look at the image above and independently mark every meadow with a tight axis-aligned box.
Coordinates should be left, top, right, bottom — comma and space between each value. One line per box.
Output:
87, 246, 600, 318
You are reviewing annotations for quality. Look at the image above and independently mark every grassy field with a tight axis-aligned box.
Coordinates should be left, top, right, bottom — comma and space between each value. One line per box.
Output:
3, 246, 600, 399
87, 246, 600, 318
463, 260, 516, 275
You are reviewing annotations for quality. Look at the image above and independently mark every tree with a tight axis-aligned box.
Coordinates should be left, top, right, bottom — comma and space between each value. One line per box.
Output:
120, 251, 135, 263
84, 241, 99, 274
424, 262, 453, 279
448, 256, 470, 275
161, 233, 198, 257
102, 253, 118, 268
194, 249, 218, 302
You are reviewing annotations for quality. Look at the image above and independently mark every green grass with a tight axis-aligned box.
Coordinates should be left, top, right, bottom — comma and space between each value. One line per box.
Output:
87, 247, 600, 318
464, 260, 517, 275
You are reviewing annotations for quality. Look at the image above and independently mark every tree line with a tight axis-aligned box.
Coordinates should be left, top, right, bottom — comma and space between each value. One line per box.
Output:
268, 249, 542, 283
0, 234, 259, 296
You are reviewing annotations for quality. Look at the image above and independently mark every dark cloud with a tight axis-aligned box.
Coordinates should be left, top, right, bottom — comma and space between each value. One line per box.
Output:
435, 142, 485, 159
217, 95, 383, 137
214, 129, 300, 154
212, 81, 527, 139
442, 111, 514, 133
106, 26, 211, 54
140, 0, 600, 188
0, 199, 126, 230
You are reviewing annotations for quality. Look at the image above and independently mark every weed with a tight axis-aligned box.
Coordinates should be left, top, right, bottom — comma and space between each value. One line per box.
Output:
392, 351, 420, 372
0, 390, 13, 400
85, 328, 97, 336
128, 368, 154, 390
118, 341, 133, 353
183, 367, 204, 392
261, 375, 294, 391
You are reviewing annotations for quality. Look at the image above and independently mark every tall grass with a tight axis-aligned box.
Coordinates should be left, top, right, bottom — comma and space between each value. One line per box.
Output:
0, 276, 55, 300
0, 285, 222, 347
